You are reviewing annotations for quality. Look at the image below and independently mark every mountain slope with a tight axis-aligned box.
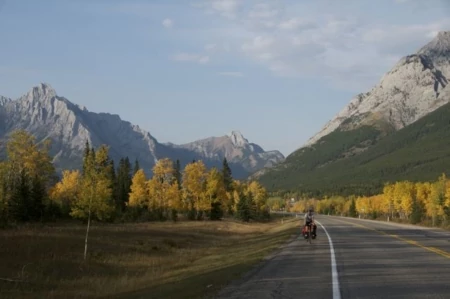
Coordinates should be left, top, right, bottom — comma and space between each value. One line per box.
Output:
0, 84, 284, 178
256, 31, 450, 193
258, 100, 450, 196
172, 131, 284, 171
306, 33, 449, 147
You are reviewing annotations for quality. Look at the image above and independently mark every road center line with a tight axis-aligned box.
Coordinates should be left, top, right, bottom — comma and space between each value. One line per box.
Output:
316, 220, 341, 299
333, 218, 450, 260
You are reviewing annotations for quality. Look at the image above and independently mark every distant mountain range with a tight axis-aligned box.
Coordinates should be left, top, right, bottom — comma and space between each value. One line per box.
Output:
0, 84, 284, 178
255, 31, 450, 195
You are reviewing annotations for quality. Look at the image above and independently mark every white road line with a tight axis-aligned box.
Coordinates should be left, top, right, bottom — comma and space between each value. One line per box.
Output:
316, 220, 341, 299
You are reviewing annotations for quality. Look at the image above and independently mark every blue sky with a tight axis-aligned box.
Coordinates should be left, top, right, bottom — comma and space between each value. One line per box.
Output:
1, 0, 449, 156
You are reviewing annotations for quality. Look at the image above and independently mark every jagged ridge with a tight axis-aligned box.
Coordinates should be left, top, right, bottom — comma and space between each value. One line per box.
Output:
304, 31, 450, 147
254, 30, 450, 191
0, 84, 285, 178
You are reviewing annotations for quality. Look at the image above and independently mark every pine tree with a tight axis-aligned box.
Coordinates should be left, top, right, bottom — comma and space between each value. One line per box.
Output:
133, 159, 140, 175
30, 175, 46, 221
116, 157, 132, 211
410, 197, 423, 224
174, 159, 182, 188
82, 140, 90, 175
124, 157, 132, 202
349, 198, 357, 217
222, 158, 233, 192
9, 169, 31, 222
107, 159, 117, 208
236, 193, 250, 222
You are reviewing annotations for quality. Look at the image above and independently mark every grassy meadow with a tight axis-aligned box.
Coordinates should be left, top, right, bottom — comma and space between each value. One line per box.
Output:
0, 215, 299, 299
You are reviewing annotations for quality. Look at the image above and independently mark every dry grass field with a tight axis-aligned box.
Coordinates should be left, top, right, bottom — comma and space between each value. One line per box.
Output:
0, 215, 299, 299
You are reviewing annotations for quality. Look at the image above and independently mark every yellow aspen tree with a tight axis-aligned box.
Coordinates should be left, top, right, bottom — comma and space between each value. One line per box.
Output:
232, 190, 241, 213
70, 145, 114, 222
205, 168, 227, 219
167, 181, 182, 211
50, 170, 81, 214
382, 184, 395, 218
150, 158, 177, 217
128, 169, 148, 207
247, 181, 269, 215
399, 181, 415, 219
182, 161, 207, 219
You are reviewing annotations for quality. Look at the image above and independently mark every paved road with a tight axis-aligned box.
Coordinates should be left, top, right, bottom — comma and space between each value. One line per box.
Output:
214, 215, 450, 299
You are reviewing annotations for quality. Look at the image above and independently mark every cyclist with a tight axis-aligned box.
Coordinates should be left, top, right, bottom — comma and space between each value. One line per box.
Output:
303, 207, 317, 238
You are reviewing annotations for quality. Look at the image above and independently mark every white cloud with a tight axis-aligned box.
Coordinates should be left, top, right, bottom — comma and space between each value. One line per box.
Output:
162, 18, 173, 28
172, 53, 210, 64
241, 36, 275, 52
248, 3, 280, 19
218, 71, 244, 77
205, 43, 217, 51
194, 0, 241, 19
278, 18, 316, 31
187, 1, 450, 91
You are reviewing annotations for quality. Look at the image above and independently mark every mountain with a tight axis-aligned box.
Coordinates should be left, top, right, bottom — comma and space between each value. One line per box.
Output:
258, 101, 450, 196
0, 84, 284, 178
255, 31, 450, 194
305, 32, 450, 147
170, 131, 284, 171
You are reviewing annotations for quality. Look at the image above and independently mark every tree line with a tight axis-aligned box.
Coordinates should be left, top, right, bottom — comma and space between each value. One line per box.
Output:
0, 130, 270, 227
287, 174, 450, 227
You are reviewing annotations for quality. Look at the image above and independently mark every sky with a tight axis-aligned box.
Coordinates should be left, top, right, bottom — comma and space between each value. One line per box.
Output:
1, 0, 450, 156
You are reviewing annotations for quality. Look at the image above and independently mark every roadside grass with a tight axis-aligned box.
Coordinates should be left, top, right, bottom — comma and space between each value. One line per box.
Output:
0, 216, 299, 299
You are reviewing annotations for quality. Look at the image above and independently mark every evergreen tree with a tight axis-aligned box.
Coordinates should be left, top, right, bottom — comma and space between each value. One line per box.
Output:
107, 159, 118, 207
410, 197, 423, 224
349, 198, 357, 217
9, 169, 31, 222
30, 175, 46, 221
116, 157, 132, 211
124, 157, 132, 199
222, 158, 233, 192
133, 159, 140, 175
82, 140, 90, 175
236, 193, 250, 222
174, 159, 182, 188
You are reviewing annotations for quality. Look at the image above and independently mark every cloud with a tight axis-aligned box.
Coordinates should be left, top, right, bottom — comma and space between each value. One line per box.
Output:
162, 18, 173, 28
248, 3, 280, 19
278, 18, 316, 31
194, 0, 241, 19
187, 1, 450, 91
205, 43, 217, 51
172, 53, 210, 64
218, 71, 244, 77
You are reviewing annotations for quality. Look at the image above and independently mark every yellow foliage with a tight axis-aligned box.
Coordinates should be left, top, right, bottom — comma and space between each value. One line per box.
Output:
128, 169, 148, 207
70, 176, 114, 221
182, 161, 207, 212
5, 130, 54, 185
50, 170, 81, 211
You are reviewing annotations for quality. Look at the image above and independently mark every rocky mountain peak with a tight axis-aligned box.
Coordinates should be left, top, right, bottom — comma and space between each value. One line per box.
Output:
0, 84, 284, 179
303, 32, 450, 148
228, 130, 248, 147
418, 31, 450, 66
27, 83, 57, 100
0, 96, 11, 106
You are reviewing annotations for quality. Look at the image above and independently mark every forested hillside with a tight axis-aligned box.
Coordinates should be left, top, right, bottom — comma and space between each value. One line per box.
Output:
259, 102, 450, 197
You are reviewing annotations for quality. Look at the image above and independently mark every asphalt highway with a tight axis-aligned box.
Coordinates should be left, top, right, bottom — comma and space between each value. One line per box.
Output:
214, 215, 450, 299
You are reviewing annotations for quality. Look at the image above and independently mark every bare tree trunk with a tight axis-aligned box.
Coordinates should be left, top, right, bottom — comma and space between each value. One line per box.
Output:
84, 181, 94, 261
84, 196, 92, 261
